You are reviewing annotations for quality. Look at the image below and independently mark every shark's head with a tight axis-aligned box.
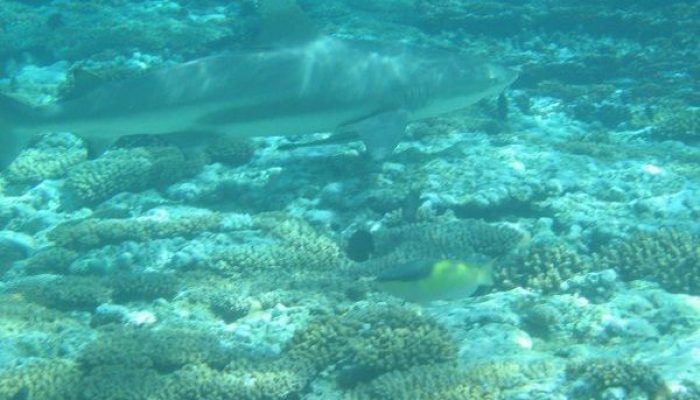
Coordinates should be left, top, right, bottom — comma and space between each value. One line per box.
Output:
406, 51, 519, 120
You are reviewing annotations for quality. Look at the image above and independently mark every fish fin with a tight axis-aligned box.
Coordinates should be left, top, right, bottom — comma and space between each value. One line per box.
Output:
0, 95, 33, 170
86, 136, 117, 158
277, 130, 360, 151
256, 0, 319, 46
0, 130, 31, 171
62, 67, 107, 100
480, 262, 494, 286
342, 110, 408, 160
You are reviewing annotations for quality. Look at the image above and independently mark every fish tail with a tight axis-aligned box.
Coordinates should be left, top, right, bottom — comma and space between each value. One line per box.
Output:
480, 262, 495, 286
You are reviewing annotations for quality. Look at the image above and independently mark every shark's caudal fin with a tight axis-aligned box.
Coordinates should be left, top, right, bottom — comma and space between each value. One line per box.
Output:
0, 95, 33, 170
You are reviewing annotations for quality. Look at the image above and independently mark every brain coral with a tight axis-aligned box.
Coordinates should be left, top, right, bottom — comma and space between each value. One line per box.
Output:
594, 228, 700, 295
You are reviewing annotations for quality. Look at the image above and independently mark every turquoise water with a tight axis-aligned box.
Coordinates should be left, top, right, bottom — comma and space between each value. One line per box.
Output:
0, 1, 699, 399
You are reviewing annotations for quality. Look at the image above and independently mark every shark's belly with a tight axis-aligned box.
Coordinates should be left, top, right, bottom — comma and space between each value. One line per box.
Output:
31, 97, 376, 140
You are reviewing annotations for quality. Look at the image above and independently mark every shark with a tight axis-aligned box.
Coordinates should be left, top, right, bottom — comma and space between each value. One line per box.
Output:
0, 5, 517, 169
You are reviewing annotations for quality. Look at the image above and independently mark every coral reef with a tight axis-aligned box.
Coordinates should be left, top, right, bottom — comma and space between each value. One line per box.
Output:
652, 106, 700, 143
566, 359, 668, 399
595, 228, 700, 295
0, 358, 81, 400
208, 292, 252, 323
10, 275, 112, 311
63, 145, 193, 207
79, 326, 232, 372
495, 242, 592, 293
209, 214, 347, 276
108, 271, 180, 302
347, 307, 457, 377
206, 136, 256, 166
156, 360, 310, 400
347, 363, 494, 400
287, 306, 457, 385
81, 365, 163, 400
372, 219, 526, 260
3, 132, 87, 184
47, 212, 222, 250
22, 247, 79, 275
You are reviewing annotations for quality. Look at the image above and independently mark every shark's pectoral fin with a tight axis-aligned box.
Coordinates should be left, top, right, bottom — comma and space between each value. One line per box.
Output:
0, 95, 33, 170
340, 110, 409, 160
0, 130, 31, 171
277, 130, 360, 151
86, 136, 118, 158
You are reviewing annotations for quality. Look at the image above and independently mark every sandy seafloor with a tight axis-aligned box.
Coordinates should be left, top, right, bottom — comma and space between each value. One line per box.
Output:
1, 0, 700, 399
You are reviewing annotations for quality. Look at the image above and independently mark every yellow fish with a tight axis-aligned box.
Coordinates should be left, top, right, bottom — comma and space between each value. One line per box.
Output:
377, 258, 494, 303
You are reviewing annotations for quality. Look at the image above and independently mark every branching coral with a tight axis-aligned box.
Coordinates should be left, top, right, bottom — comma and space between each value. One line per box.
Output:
3, 132, 87, 184
566, 359, 668, 399
495, 242, 592, 293
0, 358, 81, 400
651, 106, 700, 143
594, 228, 700, 295
63, 145, 194, 207
206, 136, 256, 166
372, 219, 526, 260
209, 214, 347, 276
79, 326, 232, 372
286, 306, 457, 386
47, 213, 221, 250
10, 275, 112, 311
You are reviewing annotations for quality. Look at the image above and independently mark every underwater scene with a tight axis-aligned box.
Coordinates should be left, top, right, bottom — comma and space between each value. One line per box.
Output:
0, 0, 699, 398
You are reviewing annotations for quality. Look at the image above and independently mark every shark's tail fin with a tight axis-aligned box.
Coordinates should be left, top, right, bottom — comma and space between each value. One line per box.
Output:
0, 95, 32, 170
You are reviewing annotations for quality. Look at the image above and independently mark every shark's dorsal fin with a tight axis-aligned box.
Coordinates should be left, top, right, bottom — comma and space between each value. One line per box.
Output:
256, 0, 319, 46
